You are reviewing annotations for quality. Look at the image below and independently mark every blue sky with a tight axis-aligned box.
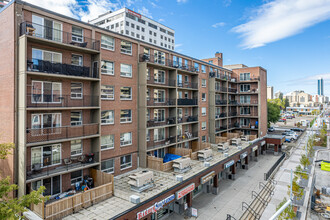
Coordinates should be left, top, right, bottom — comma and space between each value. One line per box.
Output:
24, 0, 330, 96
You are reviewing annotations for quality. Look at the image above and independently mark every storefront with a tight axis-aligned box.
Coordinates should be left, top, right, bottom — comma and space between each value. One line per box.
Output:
137, 194, 175, 220
200, 171, 215, 194
252, 145, 259, 161
174, 183, 195, 215
239, 151, 248, 169
224, 160, 235, 179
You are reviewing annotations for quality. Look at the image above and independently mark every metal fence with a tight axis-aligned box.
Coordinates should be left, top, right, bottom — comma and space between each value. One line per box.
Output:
264, 153, 286, 180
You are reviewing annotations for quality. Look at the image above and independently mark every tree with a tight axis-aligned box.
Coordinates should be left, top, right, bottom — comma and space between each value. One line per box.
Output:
267, 101, 281, 126
288, 176, 304, 200
276, 197, 296, 219
284, 98, 290, 109
0, 142, 46, 219
300, 154, 310, 169
295, 165, 308, 180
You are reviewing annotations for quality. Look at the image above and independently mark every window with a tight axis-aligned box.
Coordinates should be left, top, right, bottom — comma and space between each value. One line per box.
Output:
141, 27, 145, 32
101, 35, 115, 50
202, 107, 206, 116
31, 48, 62, 68
120, 132, 132, 146
121, 40, 132, 55
101, 110, 114, 124
194, 63, 199, 71
141, 36, 145, 40
72, 26, 83, 43
209, 60, 213, 64
136, 34, 140, 38
71, 54, 83, 66
71, 82, 82, 99
154, 89, 165, 102
120, 109, 132, 123
71, 139, 82, 156
202, 79, 206, 87
32, 175, 61, 196
201, 65, 206, 73
101, 159, 114, 173
154, 128, 165, 142
154, 32, 157, 37
71, 111, 82, 126
120, 87, 132, 100
240, 107, 251, 115
136, 25, 140, 30
71, 170, 83, 185
31, 81, 62, 103
131, 23, 135, 28
154, 50, 165, 65
202, 121, 207, 130
147, 88, 150, 100
126, 21, 129, 26
101, 85, 114, 100
146, 129, 150, 141
31, 113, 61, 131
168, 31, 174, 36
146, 68, 150, 80
120, 64, 132, 77
154, 69, 165, 84
31, 144, 61, 167
154, 109, 165, 122
131, 32, 135, 37
32, 15, 62, 42
160, 27, 166, 33
101, 135, 114, 150
120, 155, 132, 170
240, 118, 250, 126
240, 73, 251, 81
185, 108, 189, 117
101, 60, 114, 75
126, 30, 129, 35
149, 22, 158, 29
202, 93, 206, 101
240, 95, 251, 104
240, 84, 251, 92
202, 136, 206, 142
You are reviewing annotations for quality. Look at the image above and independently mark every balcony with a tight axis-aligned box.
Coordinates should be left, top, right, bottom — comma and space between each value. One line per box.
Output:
215, 100, 227, 105
147, 136, 176, 150
229, 112, 238, 117
238, 77, 260, 82
147, 98, 176, 107
27, 59, 98, 79
215, 126, 227, 132
177, 99, 198, 106
215, 113, 227, 119
228, 123, 240, 129
178, 115, 198, 124
177, 82, 198, 89
239, 113, 258, 117
215, 86, 227, 92
147, 77, 176, 87
239, 89, 259, 94
27, 94, 99, 109
228, 88, 237, 93
238, 100, 259, 105
177, 132, 198, 142
147, 117, 176, 127
26, 152, 99, 181
20, 21, 100, 52
26, 123, 99, 144
229, 100, 238, 105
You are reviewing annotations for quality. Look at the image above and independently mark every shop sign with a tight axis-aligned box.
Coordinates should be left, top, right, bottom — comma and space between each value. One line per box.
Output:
127, 9, 142, 18
176, 183, 195, 200
136, 194, 175, 220
240, 152, 248, 159
253, 146, 258, 151
200, 171, 215, 184
191, 208, 198, 217
224, 160, 235, 169
261, 141, 266, 146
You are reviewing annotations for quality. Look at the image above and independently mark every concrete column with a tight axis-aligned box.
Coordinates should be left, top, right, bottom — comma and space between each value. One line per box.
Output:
274, 144, 279, 155
231, 164, 236, 180
187, 192, 193, 208
262, 145, 266, 155
212, 174, 220, 195
245, 155, 249, 170
254, 148, 258, 161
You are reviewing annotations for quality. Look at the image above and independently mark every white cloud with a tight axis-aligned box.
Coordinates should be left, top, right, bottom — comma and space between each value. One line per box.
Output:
158, 18, 165, 23
212, 22, 226, 28
175, 43, 183, 48
223, 0, 232, 7
177, 0, 188, 4
78, 0, 120, 22
232, 0, 330, 49
138, 7, 153, 18
24, 0, 78, 18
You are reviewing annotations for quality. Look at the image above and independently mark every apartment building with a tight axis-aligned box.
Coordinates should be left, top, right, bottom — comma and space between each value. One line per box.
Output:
267, 86, 274, 99
90, 8, 175, 50
0, 0, 267, 200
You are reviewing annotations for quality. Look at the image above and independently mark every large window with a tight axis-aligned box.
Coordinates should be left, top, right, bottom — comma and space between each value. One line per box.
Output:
240, 84, 250, 92
240, 118, 251, 126
32, 175, 60, 196
101, 60, 114, 75
154, 109, 165, 122
71, 82, 83, 99
101, 159, 114, 173
240, 107, 251, 115
121, 40, 132, 55
71, 139, 82, 156
70, 111, 82, 126
32, 15, 62, 42
240, 95, 251, 104
31, 48, 62, 67
120, 109, 132, 123
154, 69, 165, 84
71, 54, 83, 66
120, 132, 132, 146
31, 81, 62, 103
71, 170, 83, 185
201, 65, 206, 73
101, 135, 114, 150
154, 50, 165, 65
120, 64, 132, 77
240, 73, 250, 81
101, 85, 114, 100
72, 26, 83, 43
101, 110, 114, 124
120, 87, 132, 100
31, 144, 61, 167
101, 35, 115, 50
31, 113, 61, 131
154, 128, 165, 142
194, 63, 199, 71
120, 155, 132, 170
154, 89, 165, 102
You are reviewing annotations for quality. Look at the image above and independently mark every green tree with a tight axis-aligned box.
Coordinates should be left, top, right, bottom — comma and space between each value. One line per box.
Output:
276, 197, 296, 219
267, 101, 281, 126
284, 98, 290, 109
0, 142, 46, 219
300, 154, 310, 169
295, 165, 308, 180
288, 176, 304, 200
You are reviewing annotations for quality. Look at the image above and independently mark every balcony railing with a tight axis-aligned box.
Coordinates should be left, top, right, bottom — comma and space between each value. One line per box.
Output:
238, 100, 259, 105
239, 113, 258, 117
27, 94, 99, 108
20, 21, 100, 51
147, 98, 176, 106
215, 126, 227, 132
229, 112, 238, 117
147, 136, 176, 149
26, 152, 99, 180
228, 88, 237, 93
239, 89, 259, 93
215, 100, 227, 105
147, 77, 176, 87
147, 117, 176, 127
238, 77, 260, 82
215, 113, 227, 118
27, 59, 98, 78
215, 87, 227, 92
177, 82, 198, 89
229, 100, 238, 105
177, 132, 198, 142
177, 99, 198, 106
26, 123, 99, 144
177, 115, 198, 123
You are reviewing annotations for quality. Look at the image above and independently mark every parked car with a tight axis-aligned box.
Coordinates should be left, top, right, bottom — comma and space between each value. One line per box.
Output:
285, 134, 296, 141
278, 118, 286, 122
286, 116, 293, 119
268, 127, 275, 132
291, 128, 303, 132
285, 138, 291, 143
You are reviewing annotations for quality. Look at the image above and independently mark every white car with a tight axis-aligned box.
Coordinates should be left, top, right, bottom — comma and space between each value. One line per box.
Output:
285, 134, 296, 140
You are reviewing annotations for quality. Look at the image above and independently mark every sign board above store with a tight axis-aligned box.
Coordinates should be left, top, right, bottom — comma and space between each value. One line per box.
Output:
200, 171, 215, 184
176, 183, 195, 200
240, 152, 248, 159
137, 194, 175, 220
224, 160, 235, 169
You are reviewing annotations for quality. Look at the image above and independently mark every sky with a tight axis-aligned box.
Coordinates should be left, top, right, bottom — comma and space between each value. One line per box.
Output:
23, 0, 330, 96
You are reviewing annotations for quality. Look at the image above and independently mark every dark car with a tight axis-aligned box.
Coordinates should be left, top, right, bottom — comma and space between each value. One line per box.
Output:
291, 128, 303, 132
282, 132, 288, 135
268, 127, 275, 132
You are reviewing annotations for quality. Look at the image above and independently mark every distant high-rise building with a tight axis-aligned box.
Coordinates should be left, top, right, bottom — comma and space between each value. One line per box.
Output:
267, 86, 274, 99
275, 91, 283, 99
318, 78, 324, 96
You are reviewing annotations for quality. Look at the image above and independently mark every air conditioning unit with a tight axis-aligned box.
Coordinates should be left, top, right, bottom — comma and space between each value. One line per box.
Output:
197, 148, 213, 161
176, 175, 183, 182
128, 170, 154, 192
224, 153, 229, 157
231, 138, 241, 146
241, 136, 248, 141
204, 162, 210, 167
173, 157, 192, 173
130, 195, 141, 204
218, 143, 229, 152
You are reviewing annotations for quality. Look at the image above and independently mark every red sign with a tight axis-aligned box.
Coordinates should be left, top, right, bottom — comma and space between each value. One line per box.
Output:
127, 9, 141, 19
176, 183, 195, 200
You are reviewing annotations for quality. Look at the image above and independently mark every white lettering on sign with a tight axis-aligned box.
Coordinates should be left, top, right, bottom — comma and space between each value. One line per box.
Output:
176, 183, 195, 200
240, 152, 248, 159
224, 160, 235, 169
200, 171, 215, 184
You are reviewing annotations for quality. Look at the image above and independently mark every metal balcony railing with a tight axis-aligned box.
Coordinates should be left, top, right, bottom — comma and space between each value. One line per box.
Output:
177, 98, 198, 105
177, 82, 198, 89
26, 123, 99, 144
147, 136, 176, 149
215, 86, 228, 92
229, 112, 238, 117
147, 98, 176, 106
238, 100, 259, 105
147, 77, 176, 87
27, 59, 98, 78
147, 117, 176, 127
216, 126, 227, 132
229, 100, 238, 105
228, 88, 237, 93
238, 77, 260, 82
26, 152, 99, 180
177, 132, 198, 142
177, 115, 198, 123
215, 100, 227, 105
215, 113, 227, 118
20, 21, 100, 51
27, 94, 99, 108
